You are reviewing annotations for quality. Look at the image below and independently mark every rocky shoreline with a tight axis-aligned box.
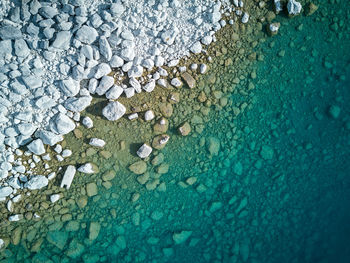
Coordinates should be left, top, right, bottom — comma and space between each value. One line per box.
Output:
0, 0, 314, 256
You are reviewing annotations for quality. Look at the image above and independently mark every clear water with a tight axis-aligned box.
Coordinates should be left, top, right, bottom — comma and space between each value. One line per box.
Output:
2, 1, 350, 262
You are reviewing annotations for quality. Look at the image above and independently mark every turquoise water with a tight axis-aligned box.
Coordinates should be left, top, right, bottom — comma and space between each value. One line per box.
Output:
2, 1, 350, 262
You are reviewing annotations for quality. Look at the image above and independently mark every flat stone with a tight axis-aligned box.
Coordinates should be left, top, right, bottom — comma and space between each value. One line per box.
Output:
60, 165, 76, 189
52, 31, 72, 50
75, 25, 98, 44
27, 139, 45, 155
102, 101, 126, 121
102, 171, 115, 181
25, 175, 48, 190
0, 40, 12, 58
110, 3, 125, 17
207, 137, 220, 156
64, 96, 92, 112
86, 183, 98, 197
0, 25, 22, 39
190, 41, 202, 54
144, 110, 155, 121
50, 194, 60, 203
39, 6, 58, 18
14, 39, 30, 58
152, 134, 170, 150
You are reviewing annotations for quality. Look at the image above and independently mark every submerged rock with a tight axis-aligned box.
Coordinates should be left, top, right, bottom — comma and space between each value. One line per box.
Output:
47, 231, 68, 250
89, 222, 101, 240
268, 23, 280, 36
129, 161, 147, 174
173, 231, 192, 244
178, 122, 191, 136
206, 137, 220, 156
152, 134, 170, 150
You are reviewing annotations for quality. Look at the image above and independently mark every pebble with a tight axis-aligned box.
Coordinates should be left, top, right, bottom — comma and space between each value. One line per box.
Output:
260, 145, 274, 160
86, 183, 98, 197
129, 161, 147, 174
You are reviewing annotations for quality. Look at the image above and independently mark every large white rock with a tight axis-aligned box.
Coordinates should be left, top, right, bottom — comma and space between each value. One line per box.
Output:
35, 130, 64, 146
25, 175, 49, 190
106, 85, 123, 100
78, 163, 95, 174
143, 79, 156, 93
52, 31, 72, 50
287, 0, 302, 15
64, 96, 92, 112
102, 101, 126, 121
110, 55, 124, 68
89, 138, 106, 147
95, 63, 112, 79
59, 78, 80, 97
95, 76, 114, 96
144, 110, 155, 121
76, 25, 98, 44
137, 144, 153, 158
27, 139, 45, 155
0, 186, 13, 198
50, 113, 75, 135
60, 165, 76, 189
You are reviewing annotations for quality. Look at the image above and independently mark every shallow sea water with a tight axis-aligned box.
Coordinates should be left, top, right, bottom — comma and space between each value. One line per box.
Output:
2, 1, 350, 263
